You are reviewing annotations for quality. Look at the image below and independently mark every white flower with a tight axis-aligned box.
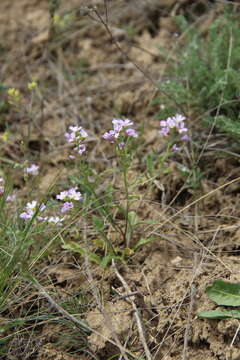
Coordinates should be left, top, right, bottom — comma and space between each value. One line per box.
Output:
47, 216, 64, 225
24, 164, 39, 176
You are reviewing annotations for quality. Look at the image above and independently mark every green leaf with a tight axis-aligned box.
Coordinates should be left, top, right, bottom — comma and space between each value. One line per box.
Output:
135, 220, 159, 226
198, 309, 240, 320
92, 215, 104, 232
134, 237, 156, 250
206, 280, 240, 306
100, 254, 121, 268
128, 211, 138, 227
62, 242, 102, 265
146, 155, 155, 176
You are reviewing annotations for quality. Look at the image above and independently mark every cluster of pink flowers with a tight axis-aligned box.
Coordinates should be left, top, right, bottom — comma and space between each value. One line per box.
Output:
102, 119, 138, 147
159, 114, 189, 151
56, 187, 83, 213
65, 125, 88, 158
19, 115, 191, 226
19, 200, 46, 221
19, 200, 64, 225
19, 186, 82, 224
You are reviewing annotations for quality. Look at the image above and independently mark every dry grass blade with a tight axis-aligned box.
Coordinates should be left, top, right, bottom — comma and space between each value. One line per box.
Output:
112, 259, 152, 360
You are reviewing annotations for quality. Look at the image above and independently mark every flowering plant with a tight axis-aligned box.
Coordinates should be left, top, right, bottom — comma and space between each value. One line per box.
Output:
20, 201, 46, 221
56, 187, 83, 213
159, 113, 189, 152
103, 118, 138, 148
102, 118, 138, 247
65, 125, 88, 158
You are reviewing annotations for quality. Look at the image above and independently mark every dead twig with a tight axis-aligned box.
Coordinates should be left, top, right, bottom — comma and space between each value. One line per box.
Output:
30, 275, 137, 359
91, 7, 185, 116
112, 259, 152, 360
182, 284, 196, 360
83, 223, 130, 360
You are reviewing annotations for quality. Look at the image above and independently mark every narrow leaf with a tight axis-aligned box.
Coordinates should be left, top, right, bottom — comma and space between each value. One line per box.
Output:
134, 237, 156, 250
92, 215, 104, 232
62, 242, 101, 265
198, 309, 240, 320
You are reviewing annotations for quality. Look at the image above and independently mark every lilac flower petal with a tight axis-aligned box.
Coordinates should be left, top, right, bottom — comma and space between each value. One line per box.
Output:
6, 193, 16, 202
79, 128, 88, 138
37, 216, 45, 221
125, 128, 138, 137
119, 142, 125, 149
20, 212, 32, 220
20, 200, 46, 221
172, 144, 180, 152
160, 120, 167, 127
76, 144, 86, 155
180, 135, 190, 141
65, 132, 75, 143
159, 128, 169, 136
47, 216, 64, 224
178, 127, 188, 134
61, 202, 73, 213
26, 201, 37, 210
39, 204, 46, 212
102, 130, 116, 141
56, 190, 68, 201
24, 164, 39, 176
174, 114, 186, 123
67, 187, 82, 201
166, 117, 176, 128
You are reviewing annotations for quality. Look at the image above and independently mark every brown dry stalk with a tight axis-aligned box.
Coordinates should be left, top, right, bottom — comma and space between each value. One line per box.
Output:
112, 259, 152, 360
91, 6, 185, 116
83, 223, 130, 360
31, 277, 138, 359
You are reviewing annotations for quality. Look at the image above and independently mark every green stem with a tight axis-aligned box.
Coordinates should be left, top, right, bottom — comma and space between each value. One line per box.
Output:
123, 165, 130, 247
80, 163, 117, 255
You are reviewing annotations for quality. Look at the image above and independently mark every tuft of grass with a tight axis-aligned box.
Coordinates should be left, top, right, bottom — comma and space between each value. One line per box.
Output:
155, 5, 240, 140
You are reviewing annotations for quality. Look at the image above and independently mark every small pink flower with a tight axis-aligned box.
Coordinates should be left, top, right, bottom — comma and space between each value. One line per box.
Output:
65, 125, 88, 157
6, 193, 16, 202
20, 200, 46, 221
24, 164, 39, 176
61, 201, 73, 213
159, 114, 189, 141
177, 121, 188, 133
180, 135, 190, 141
102, 130, 116, 142
125, 128, 138, 137
103, 118, 138, 144
173, 114, 186, 123
65, 132, 76, 143
47, 216, 64, 224
159, 127, 169, 136
166, 117, 176, 128
20, 212, 32, 220
172, 144, 180, 152
160, 120, 167, 127
75, 144, 86, 155
56, 187, 82, 201
112, 119, 133, 133
67, 187, 82, 201
56, 190, 69, 201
